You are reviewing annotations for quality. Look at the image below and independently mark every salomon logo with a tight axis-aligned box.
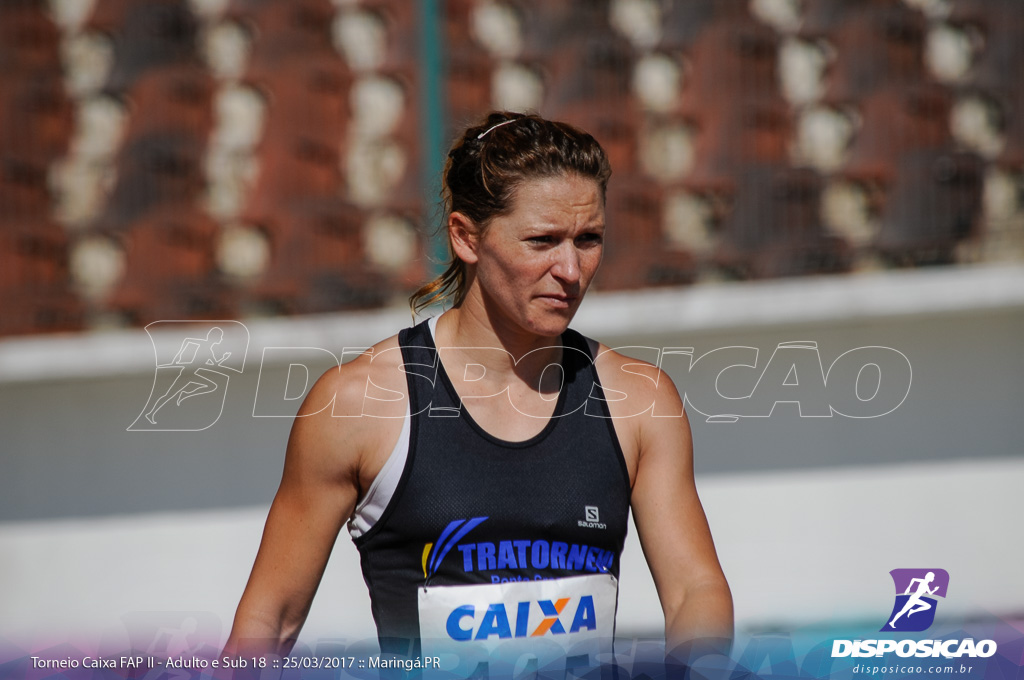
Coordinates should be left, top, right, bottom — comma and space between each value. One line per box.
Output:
578, 505, 606, 529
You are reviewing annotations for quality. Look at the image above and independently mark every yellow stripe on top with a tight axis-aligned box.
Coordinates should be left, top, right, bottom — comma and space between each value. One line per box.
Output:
422, 543, 433, 578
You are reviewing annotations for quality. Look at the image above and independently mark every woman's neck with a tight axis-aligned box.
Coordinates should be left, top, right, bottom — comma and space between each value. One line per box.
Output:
436, 303, 564, 386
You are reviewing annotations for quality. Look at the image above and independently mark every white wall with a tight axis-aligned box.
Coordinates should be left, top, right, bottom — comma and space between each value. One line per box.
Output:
2, 457, 1021, 647
2, 264, 1022, 647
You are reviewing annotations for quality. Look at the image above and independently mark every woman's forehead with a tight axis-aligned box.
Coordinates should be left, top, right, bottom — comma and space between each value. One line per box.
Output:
505, 174, 605, 220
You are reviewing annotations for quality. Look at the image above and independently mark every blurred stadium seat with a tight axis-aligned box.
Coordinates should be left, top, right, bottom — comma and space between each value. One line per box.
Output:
244, 55, 350, 150
117, 65, 215, 140
101, 132, 207, 229
842, 83, 954, 186
360, 0, 420, 68
225, 0, 335, 57
89, 0, 205, 94
949, 0, 1024, 170
0, 74, 74, 167
659, 0, 719, 51
1, 0, 1022, 336
0, 289, 84, 335
0, 0, 62, 73
103, 207, 232, 324
876, 149, 985, 266
0, 221, 71, 290
816, 0, 928, 102
0, 157, 53, 224
546, 34, 640, 173
715, 166, 851, 279
445, 45, 495, 127
601, 175, 698, 290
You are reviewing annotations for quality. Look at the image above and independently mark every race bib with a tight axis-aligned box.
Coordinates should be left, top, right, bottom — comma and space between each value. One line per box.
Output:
418, 573, 617, 671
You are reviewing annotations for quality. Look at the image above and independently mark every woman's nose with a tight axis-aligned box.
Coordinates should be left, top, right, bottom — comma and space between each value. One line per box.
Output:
550, 243, 581, 284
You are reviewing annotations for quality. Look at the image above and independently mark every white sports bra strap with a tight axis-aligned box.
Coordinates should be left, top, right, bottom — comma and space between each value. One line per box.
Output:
347, 314, 440, 538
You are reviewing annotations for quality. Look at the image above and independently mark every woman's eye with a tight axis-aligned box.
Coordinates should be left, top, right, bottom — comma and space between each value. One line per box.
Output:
577, 233, 603, 245
528, 235, 554, 244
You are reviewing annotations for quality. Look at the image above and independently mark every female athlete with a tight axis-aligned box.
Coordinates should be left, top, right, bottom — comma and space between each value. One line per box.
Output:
226, 112, 732, 661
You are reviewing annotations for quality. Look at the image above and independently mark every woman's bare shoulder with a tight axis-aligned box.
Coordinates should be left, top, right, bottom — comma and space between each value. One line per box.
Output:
305, 332, 409, 420
588, 340, 676, 405
285, 332, 411, 489
587, 339, 686, 426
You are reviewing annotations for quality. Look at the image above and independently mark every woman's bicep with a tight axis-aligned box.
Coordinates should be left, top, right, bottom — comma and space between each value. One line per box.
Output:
227, 370, 364, 653
630, 375, 732, 640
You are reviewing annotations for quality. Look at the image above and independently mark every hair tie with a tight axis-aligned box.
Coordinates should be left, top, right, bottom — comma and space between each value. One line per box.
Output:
477, 118, 518, 139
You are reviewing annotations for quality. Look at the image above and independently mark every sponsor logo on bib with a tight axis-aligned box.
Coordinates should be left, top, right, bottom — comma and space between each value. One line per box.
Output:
445, 595, 597, 641
418, 573, 618, 661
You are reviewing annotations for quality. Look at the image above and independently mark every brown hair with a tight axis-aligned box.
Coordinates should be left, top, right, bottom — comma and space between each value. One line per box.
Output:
409, 111, 612, 313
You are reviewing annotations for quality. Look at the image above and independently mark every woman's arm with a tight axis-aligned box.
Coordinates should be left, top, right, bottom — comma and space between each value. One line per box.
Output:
223, 364, 368, 657
629, 369, 734, 651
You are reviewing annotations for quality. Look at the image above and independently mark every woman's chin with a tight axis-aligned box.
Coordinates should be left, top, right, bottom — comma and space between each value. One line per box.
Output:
524, 309, 577, 338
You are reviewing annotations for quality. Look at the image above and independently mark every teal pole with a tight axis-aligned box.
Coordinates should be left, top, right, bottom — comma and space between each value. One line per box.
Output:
417, 0, 448, 276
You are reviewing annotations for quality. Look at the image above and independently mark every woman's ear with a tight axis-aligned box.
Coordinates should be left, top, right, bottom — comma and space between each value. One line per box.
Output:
448, 211, 480, 264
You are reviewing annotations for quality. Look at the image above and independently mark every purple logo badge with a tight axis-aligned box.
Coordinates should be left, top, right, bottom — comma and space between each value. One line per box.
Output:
881, 568, 949, 632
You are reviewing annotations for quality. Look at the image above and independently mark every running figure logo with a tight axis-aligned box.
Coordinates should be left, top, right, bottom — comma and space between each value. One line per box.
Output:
129, 321, 248, 431
881, 568, 949, 632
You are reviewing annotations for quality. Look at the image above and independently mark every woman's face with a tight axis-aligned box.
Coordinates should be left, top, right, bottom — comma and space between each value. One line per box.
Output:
458, 173, 606, 337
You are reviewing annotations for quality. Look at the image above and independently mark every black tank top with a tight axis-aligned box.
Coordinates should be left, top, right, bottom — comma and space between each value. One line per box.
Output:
353, 319, 632, 646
